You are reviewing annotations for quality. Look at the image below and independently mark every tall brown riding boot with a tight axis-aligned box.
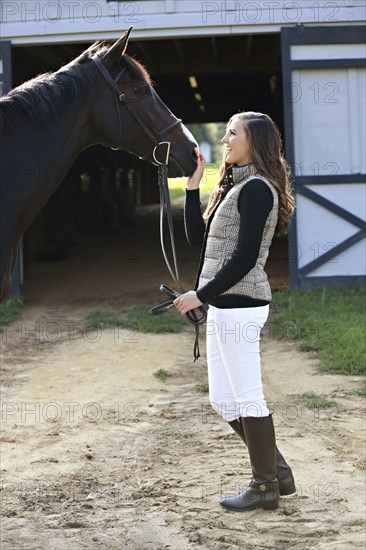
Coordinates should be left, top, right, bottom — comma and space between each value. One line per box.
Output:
220, 415, 279, 511
229, 417, 296, 497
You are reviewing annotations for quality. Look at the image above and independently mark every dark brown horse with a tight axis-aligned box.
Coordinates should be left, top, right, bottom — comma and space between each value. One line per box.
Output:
0, 28, 197, 302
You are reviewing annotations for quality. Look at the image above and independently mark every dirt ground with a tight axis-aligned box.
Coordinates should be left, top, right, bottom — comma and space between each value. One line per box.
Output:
1, 206, 365, 549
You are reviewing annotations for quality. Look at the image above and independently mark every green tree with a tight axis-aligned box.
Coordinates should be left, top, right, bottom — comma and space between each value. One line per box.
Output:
187, 122, 226, 164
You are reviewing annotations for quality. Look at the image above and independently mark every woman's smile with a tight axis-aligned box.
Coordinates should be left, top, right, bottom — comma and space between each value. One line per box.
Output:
221, 118, 252, 166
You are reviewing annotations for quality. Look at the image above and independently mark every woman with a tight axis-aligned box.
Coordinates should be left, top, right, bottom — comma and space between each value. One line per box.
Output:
173, 111, 296, 512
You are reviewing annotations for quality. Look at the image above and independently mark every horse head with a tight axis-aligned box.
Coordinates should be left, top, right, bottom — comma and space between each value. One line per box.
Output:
84, 28, 197, 177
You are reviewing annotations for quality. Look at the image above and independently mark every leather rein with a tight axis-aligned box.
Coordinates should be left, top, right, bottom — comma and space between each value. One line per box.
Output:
150, 143, 207, 361
91, 55, 207, 361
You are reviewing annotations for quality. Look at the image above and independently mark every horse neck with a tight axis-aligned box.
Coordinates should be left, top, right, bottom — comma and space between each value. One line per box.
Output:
38, 63, 117, 159
47, 101, 96, 166
36, 93, 97, 163
2, 73, 101, 240
3, 103, 94, 173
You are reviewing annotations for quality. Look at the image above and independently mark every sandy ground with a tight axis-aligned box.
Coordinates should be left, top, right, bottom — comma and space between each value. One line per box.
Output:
1, 206, 365, 549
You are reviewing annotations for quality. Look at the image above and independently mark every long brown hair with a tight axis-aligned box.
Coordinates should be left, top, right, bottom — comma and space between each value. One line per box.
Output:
203, 112, 295, 236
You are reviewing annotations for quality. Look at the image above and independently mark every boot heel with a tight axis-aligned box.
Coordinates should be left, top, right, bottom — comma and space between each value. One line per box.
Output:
262, 501, 279, 510
280, 484, 296, 498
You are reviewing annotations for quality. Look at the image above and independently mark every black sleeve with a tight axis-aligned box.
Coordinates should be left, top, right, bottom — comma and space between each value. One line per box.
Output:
184, 189, 205, 246
196, 179, 273, 303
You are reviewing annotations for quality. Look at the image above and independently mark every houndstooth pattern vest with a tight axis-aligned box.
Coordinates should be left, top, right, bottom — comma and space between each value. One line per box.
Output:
198, 164, 279, 302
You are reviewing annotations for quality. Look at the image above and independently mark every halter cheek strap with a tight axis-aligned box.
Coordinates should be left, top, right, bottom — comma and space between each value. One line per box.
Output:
90, 55, 126, 150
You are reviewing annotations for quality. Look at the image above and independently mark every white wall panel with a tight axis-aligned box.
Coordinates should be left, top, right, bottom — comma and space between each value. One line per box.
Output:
296, 195, 360, 269
283, 25, 365, 286
347, 68, 366, 174
310, 238, 366, 276
291, 43, 366, 60
293, 68, 366, 175
306, 184, 366, 222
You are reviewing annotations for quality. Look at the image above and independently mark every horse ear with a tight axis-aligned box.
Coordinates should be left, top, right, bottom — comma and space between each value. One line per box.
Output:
121, 27, 133, 55
108, 27, 133, 59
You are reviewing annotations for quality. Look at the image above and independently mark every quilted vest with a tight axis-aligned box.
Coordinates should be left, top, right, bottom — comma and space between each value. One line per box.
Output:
198, 164, 279, 301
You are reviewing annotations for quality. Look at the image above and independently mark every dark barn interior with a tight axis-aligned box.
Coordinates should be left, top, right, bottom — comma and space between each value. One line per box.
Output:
10, 34, 288, 303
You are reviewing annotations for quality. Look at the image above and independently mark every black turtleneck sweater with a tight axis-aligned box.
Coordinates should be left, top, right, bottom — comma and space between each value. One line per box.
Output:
185, 177, 274, 308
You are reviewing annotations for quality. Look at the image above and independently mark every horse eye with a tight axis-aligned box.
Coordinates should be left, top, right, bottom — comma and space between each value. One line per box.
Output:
134, 84, 149, 96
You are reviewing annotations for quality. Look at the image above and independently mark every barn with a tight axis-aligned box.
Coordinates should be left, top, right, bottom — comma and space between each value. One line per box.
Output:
1, 0, 365, 298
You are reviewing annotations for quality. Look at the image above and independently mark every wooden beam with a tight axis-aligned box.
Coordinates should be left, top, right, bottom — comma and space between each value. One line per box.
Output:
165, 0, 176, 11
245, 35, 253, 65
174, 39, 186, 69
146, 64, 277, 76
211, 37, 218, 65
273, 36, 282, 65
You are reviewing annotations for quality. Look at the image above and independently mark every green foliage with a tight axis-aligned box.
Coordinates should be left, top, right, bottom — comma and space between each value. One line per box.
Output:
168, 162, 220, 200
153, 368, 171, 382
295, 392, 338, 410
270, 288, 366, 376
168, 122, 227, 201
354, 380, 366, 396
85, 306, 185, 334
178, 431, 202, 447
0, 298, 25, 330
156, 429, 203, 447
186, 122, 226, 163
195, 383, 209, 393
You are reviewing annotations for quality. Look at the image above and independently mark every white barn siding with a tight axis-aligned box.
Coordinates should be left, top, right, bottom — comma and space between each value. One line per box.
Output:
1, 1, 365, 44
282, 25, 366, 288
296, 189, 366, 276
292, 67, 366, 175
291, 58, 365, 276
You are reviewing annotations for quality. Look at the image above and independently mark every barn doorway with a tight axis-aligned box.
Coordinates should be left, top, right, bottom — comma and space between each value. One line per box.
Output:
10, 34, 289, 304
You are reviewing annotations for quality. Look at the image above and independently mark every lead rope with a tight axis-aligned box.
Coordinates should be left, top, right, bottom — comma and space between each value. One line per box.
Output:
156, 143, 182, 291
150, 142, 207, 361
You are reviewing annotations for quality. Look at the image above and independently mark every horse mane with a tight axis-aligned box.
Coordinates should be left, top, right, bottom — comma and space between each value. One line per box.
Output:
0, 40, 152, 128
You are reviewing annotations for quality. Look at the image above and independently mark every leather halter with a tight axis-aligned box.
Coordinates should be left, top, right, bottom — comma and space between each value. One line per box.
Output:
90, 55, 206, 360
90, 54, 182, 154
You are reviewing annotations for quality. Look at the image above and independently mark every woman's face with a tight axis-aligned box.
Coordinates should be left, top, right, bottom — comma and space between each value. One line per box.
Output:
221, 118, 252, 166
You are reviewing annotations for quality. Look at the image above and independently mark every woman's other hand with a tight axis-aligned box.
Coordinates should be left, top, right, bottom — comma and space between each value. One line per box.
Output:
173, 291, 203, 315
186, 147, 206, 190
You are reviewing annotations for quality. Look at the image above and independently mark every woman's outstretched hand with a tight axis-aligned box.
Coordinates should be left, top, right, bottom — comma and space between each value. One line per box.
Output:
173, 291, 203, 315
186, 147, 206, 190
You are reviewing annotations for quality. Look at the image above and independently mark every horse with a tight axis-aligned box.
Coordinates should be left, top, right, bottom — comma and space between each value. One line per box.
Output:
0, 27, 197, 302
